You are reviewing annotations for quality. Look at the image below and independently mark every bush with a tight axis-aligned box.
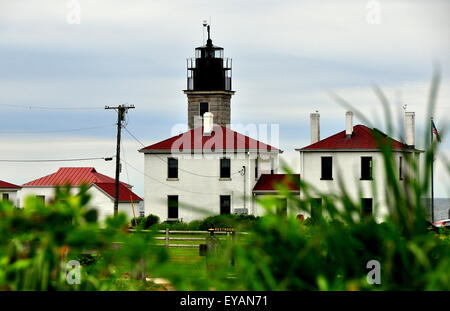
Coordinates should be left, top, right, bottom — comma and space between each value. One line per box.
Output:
0, 185, 168, 290
198, 214, 259, 231
130, 214, 160, 229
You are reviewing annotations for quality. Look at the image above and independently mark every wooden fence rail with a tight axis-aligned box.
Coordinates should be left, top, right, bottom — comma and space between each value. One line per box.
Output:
127, 228, 247, 248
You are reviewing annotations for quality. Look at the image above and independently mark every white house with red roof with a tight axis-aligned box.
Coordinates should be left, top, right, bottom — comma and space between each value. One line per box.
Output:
0, 180, 21, 206
20, 167, 143, 222
138, 31, 284, 222
296, 111, 421, 221
139, 118, 281, 222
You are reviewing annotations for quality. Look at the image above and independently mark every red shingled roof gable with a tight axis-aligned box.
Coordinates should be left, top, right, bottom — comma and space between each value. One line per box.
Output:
0, 180, 21, 189
93, 183, 142, 202
140, 125, 280, 152
22, 167, 130, 187
300, 125, 409, 150
253, 174, 300, 192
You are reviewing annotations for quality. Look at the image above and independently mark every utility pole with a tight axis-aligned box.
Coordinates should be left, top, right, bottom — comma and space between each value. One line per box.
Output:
105, 104, 135, 216
430, 117, 434, 223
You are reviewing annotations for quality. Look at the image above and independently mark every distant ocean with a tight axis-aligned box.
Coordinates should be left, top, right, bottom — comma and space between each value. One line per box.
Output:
429, 198, 450, 221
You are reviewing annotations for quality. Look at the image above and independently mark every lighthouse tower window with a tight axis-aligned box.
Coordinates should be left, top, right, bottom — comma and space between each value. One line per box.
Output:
200, 102, 209, 117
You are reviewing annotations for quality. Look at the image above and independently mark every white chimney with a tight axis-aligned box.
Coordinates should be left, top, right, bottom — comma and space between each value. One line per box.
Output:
404, 111, 415, 147
203, 112, 213, 136
310, 112, 320, 144
345, 111, 353, 137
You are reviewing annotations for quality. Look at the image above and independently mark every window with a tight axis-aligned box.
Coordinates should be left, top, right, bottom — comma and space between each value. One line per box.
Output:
220, 195, 231, 215
361, 156, 373, 180
36, 195, 45, 204
275, 198, 287, 216
321, 157, 333, 180
2, 193, 9, 201
311, 198, 322, 220
168, 195, 178, 219
399, 156, 403, 180
220, 158, 231, 178
168, 157, 178, 179
200, 102, 209, 117
361, 198, 373, 217
255, 158, 259, 179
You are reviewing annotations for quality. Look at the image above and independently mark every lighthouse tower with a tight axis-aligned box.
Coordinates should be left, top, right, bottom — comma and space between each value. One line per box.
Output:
184, 25, 234, 129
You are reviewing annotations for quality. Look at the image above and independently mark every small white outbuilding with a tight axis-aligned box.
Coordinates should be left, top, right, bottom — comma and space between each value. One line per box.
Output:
20, 167, 143, 222
0, 180, 21, 206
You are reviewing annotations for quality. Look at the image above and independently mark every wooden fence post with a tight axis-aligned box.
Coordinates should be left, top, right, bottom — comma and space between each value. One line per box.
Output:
165, 228, 169, 247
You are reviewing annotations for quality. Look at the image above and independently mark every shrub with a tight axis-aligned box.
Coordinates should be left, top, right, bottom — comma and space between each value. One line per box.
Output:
130, 214, 160, 229
198, 214, 260, 231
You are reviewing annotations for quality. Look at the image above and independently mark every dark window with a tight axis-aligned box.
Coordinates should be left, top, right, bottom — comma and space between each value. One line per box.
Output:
311, 198, 322, 220
255, 158, 259, 179
168, 195, 178, 219
168, 158, 178, 179
399, 156, 403, 180
321, 157, 333, 180
361, 157, 373, 180
361, 198, 373, 217
2, 193, 9, 201
275, 198, 287, 216
220, 158, 231, 178
220, 195, 231, 215
36, 195, 45, 204
200, 102, 209, 117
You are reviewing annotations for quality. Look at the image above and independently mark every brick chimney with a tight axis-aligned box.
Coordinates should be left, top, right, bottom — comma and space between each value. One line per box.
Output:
310, 112, 320, 144
345, 111, 353, 138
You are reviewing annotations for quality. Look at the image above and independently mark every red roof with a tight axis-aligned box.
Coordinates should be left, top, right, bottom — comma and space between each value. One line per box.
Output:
139, 125, 280, 153
0, 180, 21, 189
299, 125, 409, 151
93, 183, 142, 202
253, 174, 300, 193
22, 167, 141, 203
22, 167, 130, 187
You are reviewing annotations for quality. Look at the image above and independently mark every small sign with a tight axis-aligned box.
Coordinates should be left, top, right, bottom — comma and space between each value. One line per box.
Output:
208, 227, 235, 232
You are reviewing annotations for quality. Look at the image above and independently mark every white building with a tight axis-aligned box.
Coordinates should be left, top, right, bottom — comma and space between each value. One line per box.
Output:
139, 121, 281, 222
252, 174, 300, 216
296, 111, 421, 221
0, 180, 21, 206
20, 167, 143, 222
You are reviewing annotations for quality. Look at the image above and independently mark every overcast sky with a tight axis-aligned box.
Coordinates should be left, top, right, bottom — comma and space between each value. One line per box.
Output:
0, 0, 449, 197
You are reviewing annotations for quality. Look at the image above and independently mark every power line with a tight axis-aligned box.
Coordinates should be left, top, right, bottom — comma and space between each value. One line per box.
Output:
0, 156, 114, 163
0, 124, 114, 135
0, 103, 104, 110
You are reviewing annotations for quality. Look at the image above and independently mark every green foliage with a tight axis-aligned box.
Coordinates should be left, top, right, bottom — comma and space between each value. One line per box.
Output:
197, 214, 260, 231
0, 185, 169, 290
154, 220, 201, 230
151, 214, 259, 231
131, 214, 160, 229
